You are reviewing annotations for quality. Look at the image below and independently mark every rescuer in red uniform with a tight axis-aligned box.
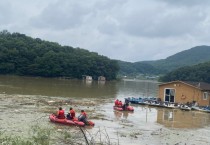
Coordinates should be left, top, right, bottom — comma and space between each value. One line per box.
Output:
57, 107, 65, 119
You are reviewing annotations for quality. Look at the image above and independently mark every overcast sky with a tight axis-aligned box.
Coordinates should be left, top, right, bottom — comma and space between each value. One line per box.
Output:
1, 0, 210, 62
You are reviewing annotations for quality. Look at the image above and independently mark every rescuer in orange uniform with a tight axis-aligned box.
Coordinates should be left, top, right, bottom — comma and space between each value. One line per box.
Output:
57, 107, 65, 119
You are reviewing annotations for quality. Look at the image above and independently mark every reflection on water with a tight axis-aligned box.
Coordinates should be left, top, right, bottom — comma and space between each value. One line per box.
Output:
112, 104, 210, 129
157, 109, 210, 128
113, 111, 134, 119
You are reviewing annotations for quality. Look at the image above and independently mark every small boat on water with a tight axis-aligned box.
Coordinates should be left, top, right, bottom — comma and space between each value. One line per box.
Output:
159, 102, 180, 109
126, 97, 162, 106
113, 105, 134, 111
49, 114, 95, 126
126, 97, 147, 105
164, 103, 180, 109
180, 105, 191, 111
191, 106, 210, 113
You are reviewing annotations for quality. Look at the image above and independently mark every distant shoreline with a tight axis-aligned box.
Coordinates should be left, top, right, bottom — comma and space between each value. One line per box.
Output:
122, 78, 159, 83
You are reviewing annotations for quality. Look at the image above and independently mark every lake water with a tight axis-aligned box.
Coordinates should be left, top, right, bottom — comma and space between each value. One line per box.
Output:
0, 75, 158, 98
1, 75, 210, 145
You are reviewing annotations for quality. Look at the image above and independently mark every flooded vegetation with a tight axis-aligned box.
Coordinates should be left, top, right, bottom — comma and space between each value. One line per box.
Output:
1, 75, 210, 145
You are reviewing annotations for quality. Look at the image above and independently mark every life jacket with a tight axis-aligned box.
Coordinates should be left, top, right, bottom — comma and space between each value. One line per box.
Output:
118, 101, 123, 107
70, 109, 75, 118
115, 100, 119, 106
81, 112, 87, 118
57, 110, 65, 119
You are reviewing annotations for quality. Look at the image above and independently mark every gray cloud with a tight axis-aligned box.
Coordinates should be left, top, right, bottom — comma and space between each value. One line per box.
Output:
1, 0, 210, 62
158, 0, 210, 6
30, 1, 91, 30
119, 1, 209, 38
0, 1, 13, 25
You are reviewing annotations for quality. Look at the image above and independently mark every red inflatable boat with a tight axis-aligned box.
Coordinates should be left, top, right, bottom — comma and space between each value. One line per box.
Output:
49, 114, 95, 126
49, 114, 85, 126
113, 106, 134, 111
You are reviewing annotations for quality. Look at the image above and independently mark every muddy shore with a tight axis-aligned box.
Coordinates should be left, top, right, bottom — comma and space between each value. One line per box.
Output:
1, 94, 210, 145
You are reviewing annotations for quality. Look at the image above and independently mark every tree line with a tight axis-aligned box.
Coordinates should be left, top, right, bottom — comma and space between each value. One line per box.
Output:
159, 61, 210, 83
0, 30, 119, 80
118, 60, 164, 77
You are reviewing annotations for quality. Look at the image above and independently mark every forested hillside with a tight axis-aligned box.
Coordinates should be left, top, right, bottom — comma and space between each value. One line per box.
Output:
143, 45, 210, 72
118, 61, 163, 76
159, 61, 210, 83
119, 45, 210, 77
0, 30, 119, 80
2, 30, 210, 81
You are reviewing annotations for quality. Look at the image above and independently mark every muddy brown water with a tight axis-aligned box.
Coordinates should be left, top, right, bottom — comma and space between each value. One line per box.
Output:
0, 75, 210, 145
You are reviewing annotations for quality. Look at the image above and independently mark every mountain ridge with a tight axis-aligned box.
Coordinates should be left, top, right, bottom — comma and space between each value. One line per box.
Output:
119, 45, 210, 76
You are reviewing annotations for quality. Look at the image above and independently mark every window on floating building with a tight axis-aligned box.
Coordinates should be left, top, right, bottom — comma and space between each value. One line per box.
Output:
164, 88, 175, 103
203, 92, 208, 100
